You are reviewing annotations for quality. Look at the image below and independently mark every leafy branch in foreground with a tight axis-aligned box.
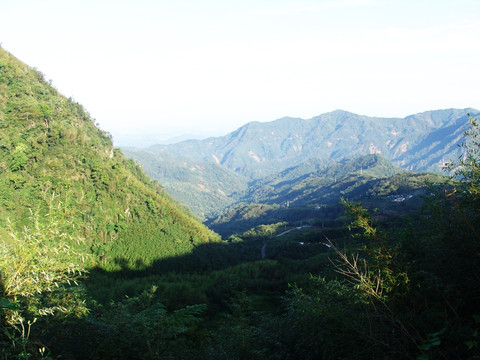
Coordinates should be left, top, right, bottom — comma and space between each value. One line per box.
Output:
338, 198, 407, 298
325, 200, 419, 356
328, 240, 386, 302
448, 115, 480, 189
443, 115, 480, 242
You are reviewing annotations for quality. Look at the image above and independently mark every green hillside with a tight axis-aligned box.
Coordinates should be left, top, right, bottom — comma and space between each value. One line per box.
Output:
0, 48, 220, 271
245, 154, 405, 203
0, 47, 226, 358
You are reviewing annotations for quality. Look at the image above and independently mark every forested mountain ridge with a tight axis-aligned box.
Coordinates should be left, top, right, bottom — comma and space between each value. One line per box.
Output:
244, 153, 404, 204
0, 47, 220, 271
146, 108, 478, 179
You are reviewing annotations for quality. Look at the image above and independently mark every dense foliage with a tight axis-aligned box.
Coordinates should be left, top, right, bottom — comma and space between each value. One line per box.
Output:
280, 118, 480, 359
0, 48, 220, 268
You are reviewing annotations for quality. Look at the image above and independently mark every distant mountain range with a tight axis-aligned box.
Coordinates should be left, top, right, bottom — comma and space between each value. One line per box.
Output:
145, 108, 478, 179
124, 108, 477, 219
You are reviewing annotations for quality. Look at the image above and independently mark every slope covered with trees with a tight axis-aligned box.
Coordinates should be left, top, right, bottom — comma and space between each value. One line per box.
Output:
0, 48, 220, 268
207, 154, 445, 236
278, 118, 480, 359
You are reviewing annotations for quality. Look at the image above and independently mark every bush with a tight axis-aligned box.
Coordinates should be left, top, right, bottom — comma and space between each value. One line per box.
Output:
0, 195, 89, 359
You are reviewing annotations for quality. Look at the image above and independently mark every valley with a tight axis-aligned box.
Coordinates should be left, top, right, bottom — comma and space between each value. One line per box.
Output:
124, 108, 476, 223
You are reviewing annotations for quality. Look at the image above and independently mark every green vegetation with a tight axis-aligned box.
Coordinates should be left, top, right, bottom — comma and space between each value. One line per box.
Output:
277, 118, 480, 359
1, 47, 479, 359
0, 48, 219, 269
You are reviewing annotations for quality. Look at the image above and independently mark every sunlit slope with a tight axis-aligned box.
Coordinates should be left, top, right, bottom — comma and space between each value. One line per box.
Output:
0, 48, 220, 270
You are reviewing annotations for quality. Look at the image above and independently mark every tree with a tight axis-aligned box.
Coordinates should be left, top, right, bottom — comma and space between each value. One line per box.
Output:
10, 143, 28, 172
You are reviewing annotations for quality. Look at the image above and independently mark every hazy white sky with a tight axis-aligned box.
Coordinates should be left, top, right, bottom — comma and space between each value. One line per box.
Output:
1, 0, 479, 146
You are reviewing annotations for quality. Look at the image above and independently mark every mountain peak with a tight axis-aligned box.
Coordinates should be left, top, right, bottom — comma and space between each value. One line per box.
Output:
329, 109, 355, 115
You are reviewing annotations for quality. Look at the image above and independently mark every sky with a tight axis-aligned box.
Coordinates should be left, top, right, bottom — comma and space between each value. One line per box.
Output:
1, 0, 480, 146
